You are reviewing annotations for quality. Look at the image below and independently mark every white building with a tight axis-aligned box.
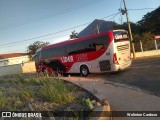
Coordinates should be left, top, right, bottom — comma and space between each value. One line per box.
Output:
0, 53, 30, 67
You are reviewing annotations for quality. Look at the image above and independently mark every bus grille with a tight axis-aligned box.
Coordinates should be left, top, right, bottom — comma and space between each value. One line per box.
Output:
117, 44, 129, 51
99, 60, 111, 71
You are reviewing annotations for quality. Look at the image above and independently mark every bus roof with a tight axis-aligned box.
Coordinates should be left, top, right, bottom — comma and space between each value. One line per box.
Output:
42, 29, 126, 50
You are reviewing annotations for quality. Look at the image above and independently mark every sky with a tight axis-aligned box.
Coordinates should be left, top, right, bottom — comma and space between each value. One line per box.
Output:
0, 0, 160, 54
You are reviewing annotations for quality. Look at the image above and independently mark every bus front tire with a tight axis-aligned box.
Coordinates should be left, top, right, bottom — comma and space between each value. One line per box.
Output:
42, 68, 48, 76
80, 65, 89, 77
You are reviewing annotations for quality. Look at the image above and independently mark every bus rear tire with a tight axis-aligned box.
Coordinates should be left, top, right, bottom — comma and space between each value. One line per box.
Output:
80, 65, 89, 77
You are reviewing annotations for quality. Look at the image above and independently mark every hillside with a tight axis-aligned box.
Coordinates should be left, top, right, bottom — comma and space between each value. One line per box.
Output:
78, 19, 120, 37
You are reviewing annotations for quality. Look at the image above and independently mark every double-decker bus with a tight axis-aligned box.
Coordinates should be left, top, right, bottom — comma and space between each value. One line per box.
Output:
34, 29, 132, 77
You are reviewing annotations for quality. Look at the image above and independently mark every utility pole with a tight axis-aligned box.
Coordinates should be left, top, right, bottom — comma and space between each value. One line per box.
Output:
122, 0, 136, 59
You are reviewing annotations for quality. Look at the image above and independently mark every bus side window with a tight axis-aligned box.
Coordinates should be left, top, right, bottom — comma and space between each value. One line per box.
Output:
64, 47, 68, 56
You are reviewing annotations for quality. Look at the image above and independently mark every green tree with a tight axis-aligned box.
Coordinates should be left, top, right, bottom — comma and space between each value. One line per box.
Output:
27, 41, 49, 59
70, 30, 78, 39
141, 32, 155, 51
141, 32, 154, 42
138, 6, 160, 34
133, 32, 155, 51
118, 22, 140, 35
132, 34, 141, 52
133, 34, 141, 42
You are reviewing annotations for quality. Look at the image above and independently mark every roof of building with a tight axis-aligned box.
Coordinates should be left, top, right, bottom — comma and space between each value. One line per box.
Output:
0, 53, 28, 59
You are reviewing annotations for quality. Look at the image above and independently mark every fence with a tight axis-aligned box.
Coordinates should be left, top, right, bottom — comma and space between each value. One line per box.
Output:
0, 62, 36, 76
22, 61, 36, 73
132, 39, 160, 58
0, 64, 22, 76
133, 40, 160, 52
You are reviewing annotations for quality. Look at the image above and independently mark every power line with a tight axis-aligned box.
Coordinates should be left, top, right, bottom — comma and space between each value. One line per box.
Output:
0, 7, 156, 47
107, 12, 120, 21
0, 0, 103, 31
0, 23, 88, 47
128, 8, 156, 11
99, 12, 120, 20
0, 12, 120, 47
0, 12, 121, 53
0, 7, 155, 51
0, 33, 70, 49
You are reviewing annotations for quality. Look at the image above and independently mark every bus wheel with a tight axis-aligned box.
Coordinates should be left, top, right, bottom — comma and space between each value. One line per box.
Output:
80, 65, 89, 77
42, 68, 48, 76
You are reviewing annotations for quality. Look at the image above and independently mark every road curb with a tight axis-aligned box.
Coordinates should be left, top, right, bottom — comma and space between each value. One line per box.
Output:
62, 78, 112, 120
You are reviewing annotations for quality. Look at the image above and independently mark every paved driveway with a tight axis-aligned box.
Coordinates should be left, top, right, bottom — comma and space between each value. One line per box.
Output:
89, 56, 160, 97
63, 56, 160, 120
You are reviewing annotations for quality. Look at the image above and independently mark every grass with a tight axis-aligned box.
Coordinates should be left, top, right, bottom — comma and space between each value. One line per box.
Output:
39, 79, 75, 103
0, 75, 76, 111
0, 96, 8, 109
19, 89, 34, 101
40, 85, 75, 103
0, 74, 95, 119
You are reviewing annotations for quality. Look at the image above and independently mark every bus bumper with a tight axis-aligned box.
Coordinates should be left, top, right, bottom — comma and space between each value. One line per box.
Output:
113, 60, 132, 71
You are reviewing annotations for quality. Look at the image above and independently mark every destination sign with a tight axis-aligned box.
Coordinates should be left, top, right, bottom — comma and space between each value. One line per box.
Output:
114, 34, 128, 40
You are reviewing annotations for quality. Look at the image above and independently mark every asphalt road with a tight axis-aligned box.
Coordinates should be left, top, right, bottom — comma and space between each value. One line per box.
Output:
88, 56, 160, 97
